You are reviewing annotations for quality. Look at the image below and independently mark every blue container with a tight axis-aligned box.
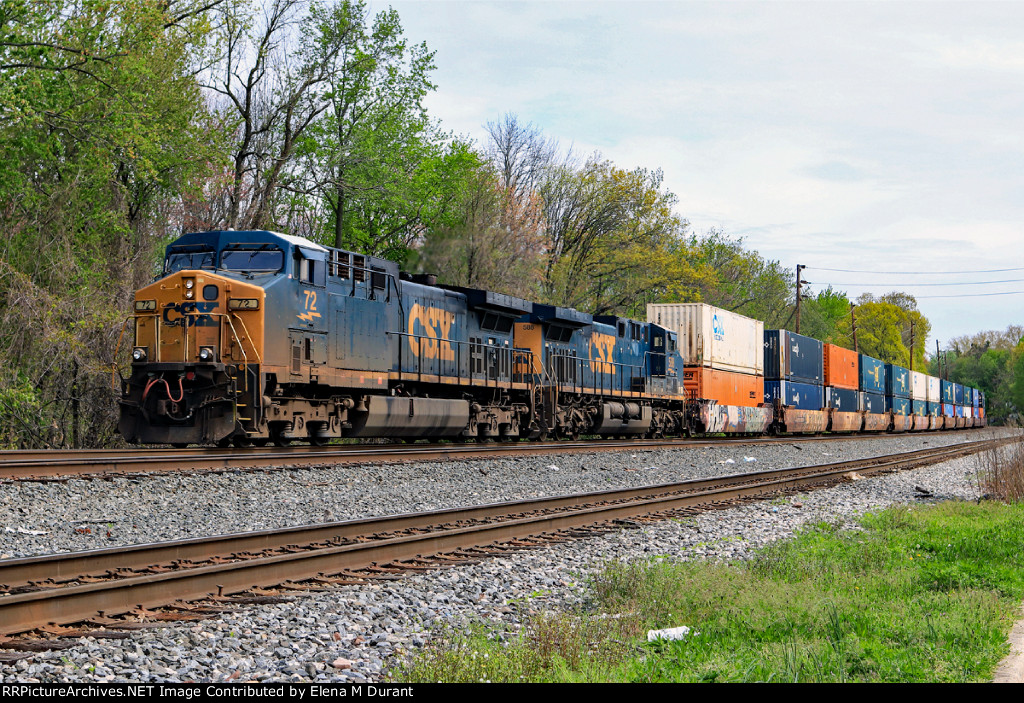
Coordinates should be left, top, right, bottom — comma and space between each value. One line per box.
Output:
940, 380, 955, 404
860, 391, 885, 413
887, 396, 910, 415
763, 330, 823, 384
825, 386, 859, 412
912, 399, 926, 416
926, 401, 940, 417
953, 383, 964, 405
942, 403, 954, 418
859, 355, 885, 394
885, 364, 911, 398
765, 380, 823, 410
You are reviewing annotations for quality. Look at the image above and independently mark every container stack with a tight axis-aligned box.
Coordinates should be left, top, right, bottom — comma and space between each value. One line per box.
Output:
822, 343, 858, 413
884, 363, 911, 416
926, 375, 941, 419
646, 303, 764, 406
910, 370, 928, 417
859, 354, 886, 414
940, 379, 956, 419
763, 330, 824, 409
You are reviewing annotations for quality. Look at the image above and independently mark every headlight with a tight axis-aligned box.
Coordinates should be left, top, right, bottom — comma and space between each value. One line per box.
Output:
184, 279, 194, 289
134, 299, 157, 312
185, 290, 194, 299
228, 298, 260, 310
132, 347, 148, 362
198, 346, 216, 362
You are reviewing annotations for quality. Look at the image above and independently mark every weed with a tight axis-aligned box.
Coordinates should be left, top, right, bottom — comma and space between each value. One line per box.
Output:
974, 432, 1024, 502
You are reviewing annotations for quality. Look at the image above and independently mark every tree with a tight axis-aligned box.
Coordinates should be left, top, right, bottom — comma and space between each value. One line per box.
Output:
841, 293, 931, 367
0, 0, 222, 447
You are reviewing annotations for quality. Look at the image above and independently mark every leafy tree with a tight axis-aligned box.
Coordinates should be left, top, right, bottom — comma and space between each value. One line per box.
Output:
0, 0, 221, 446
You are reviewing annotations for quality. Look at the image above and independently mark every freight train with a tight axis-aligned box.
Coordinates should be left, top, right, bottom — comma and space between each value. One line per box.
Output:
115, 229, 986, 446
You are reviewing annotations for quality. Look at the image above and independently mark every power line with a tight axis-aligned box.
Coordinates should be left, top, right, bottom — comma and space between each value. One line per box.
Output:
808, 266, 1024, 274
912, 291, 1024, 299
818, 278, 1024, 287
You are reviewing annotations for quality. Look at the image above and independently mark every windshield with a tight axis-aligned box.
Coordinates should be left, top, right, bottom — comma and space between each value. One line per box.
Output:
221, 247, 284, 273
165, 249, 216, 273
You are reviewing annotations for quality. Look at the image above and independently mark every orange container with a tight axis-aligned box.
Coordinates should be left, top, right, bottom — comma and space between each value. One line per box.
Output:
683, 367, 763, 407
823, 343, 858, 390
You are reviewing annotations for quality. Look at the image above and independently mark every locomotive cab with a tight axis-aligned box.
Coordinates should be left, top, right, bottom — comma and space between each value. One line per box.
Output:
118, 230, 305, 446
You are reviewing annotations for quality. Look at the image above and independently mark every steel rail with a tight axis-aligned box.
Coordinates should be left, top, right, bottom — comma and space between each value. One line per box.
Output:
0, 436, 1010, 636
0, 436, 1003, 589
0, 429, 990, 480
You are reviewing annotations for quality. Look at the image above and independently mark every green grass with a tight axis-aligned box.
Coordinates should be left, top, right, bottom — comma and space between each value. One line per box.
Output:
388, 501, 1024, 683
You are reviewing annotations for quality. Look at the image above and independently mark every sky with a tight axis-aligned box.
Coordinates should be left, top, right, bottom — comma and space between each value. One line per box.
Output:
386, 0, 1024, 349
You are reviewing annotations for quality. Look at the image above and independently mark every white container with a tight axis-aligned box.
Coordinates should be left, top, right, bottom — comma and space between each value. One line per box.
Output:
647, 303, 764, 375
910, 371, 928, 400
925, 375, 941, 402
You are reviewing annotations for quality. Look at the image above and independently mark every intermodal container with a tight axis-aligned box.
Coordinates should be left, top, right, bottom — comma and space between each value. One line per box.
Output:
765, 380, 823, 410
973, 388, 981, 408
954, 383, 964, 405
764, 330, 823, 384
860, 391, 885, 414
965, 406, 973, 418
825, 386, 859, 412
885, 364, 911, 398
942, 402, 954, 418
886, 396, 910, 415
911, 399, 926, 415
910, 371, 927, 400
823, 344, 858, 390
859, 355, 885, 394
682, 367, 764, 407
925, 401, 940, 417
646, 303, 764, 375
940, 380, 955, 404
926, 376, 940, 402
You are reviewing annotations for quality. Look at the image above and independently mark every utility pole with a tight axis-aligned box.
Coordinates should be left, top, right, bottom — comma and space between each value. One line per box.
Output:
909, 320, 915, 372
795, 264, 807, 334
850, 302, 858, 352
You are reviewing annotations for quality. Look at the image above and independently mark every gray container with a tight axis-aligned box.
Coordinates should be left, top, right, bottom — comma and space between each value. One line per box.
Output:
646, 303, 764, 375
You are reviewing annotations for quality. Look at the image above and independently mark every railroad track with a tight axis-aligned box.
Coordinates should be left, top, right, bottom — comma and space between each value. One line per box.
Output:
0, 435, 1011, 641
0, 429, 991, 481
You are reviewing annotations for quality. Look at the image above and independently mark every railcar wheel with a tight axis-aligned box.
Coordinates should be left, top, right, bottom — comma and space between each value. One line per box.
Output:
171, 443, 188, 449
233, 436, 253, 448
251, 438, 269, 447
309, 435, 329, 447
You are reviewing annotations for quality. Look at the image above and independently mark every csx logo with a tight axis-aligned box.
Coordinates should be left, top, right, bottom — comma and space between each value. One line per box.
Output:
163, 302, 218, 327
589, 332, 616, 375
407, 303, 455, 360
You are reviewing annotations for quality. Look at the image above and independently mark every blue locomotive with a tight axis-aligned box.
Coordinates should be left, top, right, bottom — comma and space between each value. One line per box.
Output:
117, 230, 683, 446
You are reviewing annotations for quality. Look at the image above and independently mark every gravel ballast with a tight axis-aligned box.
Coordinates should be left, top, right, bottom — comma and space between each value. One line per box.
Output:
0, 428, 1014, 682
